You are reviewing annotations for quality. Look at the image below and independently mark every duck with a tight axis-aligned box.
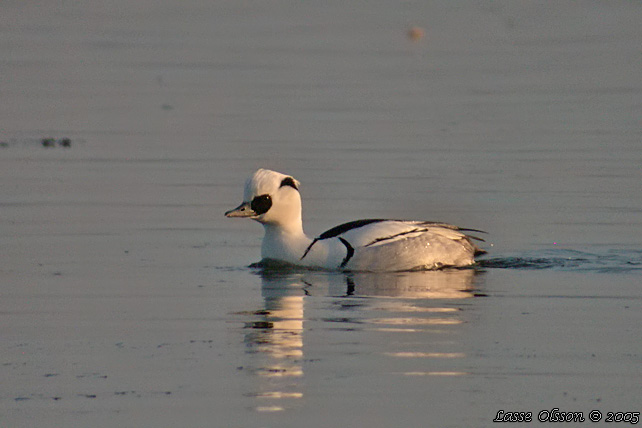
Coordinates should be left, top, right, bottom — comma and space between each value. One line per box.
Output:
225, 168, 486, 271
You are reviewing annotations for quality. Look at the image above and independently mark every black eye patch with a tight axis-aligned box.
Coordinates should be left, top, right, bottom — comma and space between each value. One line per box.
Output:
251, 194, 272, 215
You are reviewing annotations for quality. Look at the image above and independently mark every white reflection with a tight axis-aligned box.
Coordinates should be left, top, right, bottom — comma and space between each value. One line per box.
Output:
240, 267, 482, 411
328, 269, 477, 299
255, 406, 285, 412
242, 271, 305, 412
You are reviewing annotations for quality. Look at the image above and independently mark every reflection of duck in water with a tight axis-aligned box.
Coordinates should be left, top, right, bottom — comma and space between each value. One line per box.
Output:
240, 268, 481, 410
337, 269, 478, 299
226, 169, 486, 271
256, 265, 479, 299
242, 272, 305, 411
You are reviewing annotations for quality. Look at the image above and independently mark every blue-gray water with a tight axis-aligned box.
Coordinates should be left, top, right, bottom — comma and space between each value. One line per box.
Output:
1, 1, 641, 427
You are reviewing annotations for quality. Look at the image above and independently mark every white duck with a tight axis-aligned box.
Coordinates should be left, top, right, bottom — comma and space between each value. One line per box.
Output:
225, 169, 485, 271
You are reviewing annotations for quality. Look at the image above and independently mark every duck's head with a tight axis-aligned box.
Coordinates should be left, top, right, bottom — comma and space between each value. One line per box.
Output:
225, 169, 302, 229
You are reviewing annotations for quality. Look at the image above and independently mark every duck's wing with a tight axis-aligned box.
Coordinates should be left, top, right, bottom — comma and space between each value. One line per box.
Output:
334, 220, 485, 271
304, 217, 481, 252
328, 219, 485, 248
300, 219, 486, 269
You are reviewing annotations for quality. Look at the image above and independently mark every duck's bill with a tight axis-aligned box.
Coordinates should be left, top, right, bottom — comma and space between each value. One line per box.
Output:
225, 202, 256, 218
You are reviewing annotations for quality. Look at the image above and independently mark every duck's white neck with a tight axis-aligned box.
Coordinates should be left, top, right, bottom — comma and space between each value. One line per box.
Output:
260, 220, 312, 264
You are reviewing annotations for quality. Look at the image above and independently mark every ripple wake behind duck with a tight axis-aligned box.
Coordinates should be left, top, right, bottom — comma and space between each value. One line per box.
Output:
477, 249, 642, 273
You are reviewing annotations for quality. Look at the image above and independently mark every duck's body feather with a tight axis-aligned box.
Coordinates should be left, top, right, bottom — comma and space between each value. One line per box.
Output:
226, 169, 486, 272
301, 219, 484, 271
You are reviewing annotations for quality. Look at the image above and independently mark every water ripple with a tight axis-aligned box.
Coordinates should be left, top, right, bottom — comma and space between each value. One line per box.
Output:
477, 249, 642, 273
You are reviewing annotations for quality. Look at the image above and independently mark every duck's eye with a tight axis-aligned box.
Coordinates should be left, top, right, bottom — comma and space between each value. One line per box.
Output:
251, 194, 272, 215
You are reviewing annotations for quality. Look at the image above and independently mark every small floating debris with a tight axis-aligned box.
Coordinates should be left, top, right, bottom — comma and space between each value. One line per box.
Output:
79, 394, 97, 399
41, 137, 72, 148
41, 138, 56, 148
114, 390, 140, 397
0, 137, 81, 149
407, 26, 425, 42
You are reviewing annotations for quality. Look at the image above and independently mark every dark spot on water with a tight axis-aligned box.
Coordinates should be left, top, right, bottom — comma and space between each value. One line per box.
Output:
41, 137, 72, 148
114, 391, 142, 397
322, 317, 363, 324
15, 397, 30, 402
334, 302, 363, 310
77, 373, 107, 379
247, 321, 274, 329
3, 137, 80, 149
44, 373, 59, 377
41, 138, 56, 148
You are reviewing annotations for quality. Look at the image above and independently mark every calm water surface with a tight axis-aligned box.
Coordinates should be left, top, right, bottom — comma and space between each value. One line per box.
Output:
1, 1, 641, 427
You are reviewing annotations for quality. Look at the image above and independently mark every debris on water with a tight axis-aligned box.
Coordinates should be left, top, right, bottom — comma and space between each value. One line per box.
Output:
407, 26, 425, 42
41, 138, 56, 147
41, 137, 72, 148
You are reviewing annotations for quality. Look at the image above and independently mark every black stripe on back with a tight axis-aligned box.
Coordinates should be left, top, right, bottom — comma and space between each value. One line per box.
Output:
317, 219, 387, 240
363, 228, 425, 247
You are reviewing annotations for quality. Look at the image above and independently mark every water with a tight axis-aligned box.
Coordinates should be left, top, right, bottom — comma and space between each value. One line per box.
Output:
1, 1, 641, 427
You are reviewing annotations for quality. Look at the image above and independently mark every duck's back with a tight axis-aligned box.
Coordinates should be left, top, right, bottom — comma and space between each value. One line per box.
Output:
317, 219, 484, 271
